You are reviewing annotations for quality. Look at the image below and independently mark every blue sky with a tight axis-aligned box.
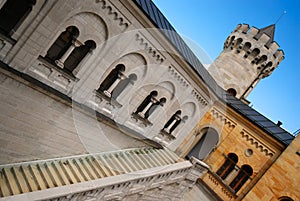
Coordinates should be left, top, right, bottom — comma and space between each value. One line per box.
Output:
152, 0, 300, 134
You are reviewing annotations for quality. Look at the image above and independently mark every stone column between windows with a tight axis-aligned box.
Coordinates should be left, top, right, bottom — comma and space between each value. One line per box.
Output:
138, 97, 157, 118
224, 167, 239, 184
55, 39, 81, 68
0, 0, 7, 10
164, 115, 180, 133
104, 72, 126, 97
72, 50, 93, 76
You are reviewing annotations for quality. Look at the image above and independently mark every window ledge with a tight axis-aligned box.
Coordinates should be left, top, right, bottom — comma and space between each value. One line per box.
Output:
94, 90, 122, 108
0, 32, 17, 45
159, 129, 176, 140
209, 170, 237, 195
131, 113, 153, 127
38, 56, 78, 82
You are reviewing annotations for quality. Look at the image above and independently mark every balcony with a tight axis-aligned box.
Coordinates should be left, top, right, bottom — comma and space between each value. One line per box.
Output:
201, 170, 237, 201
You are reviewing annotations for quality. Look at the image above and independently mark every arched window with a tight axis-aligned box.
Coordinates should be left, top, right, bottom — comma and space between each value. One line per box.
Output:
187, 127, 219, 160
111, 73, 137, 100
227, 88, 237, 97
243, 42, 251, 52
135, 91, 166, 119
229, 164, 253, 192
98, 64, 126, 97
64, 40, 96, 73
45, 26, 79, 62
235, 38, 243, 47
250, 48, 260, 58
216, 153, 238, 179
279, 196, 294, 201
256, 55, 267, 65
163, 110, 182, 134
0, 0, 36, 36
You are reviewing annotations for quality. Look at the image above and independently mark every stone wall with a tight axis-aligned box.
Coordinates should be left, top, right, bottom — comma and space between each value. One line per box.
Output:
243, 134, 300, 201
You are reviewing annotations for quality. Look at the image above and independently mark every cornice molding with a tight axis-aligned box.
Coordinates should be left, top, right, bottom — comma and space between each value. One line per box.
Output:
240, 129, 275, 157
135, 33, 164, 63
96, 0, 130, 28
210, 108, 236, 128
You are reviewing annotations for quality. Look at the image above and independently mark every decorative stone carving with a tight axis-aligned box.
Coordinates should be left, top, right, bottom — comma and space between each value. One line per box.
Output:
168, 66, 189, 88
191, 89, 208, 106
240, 129, 275, 157
95, 0, 130, 28
136, 33, 165, 63
210, 108, 236, 128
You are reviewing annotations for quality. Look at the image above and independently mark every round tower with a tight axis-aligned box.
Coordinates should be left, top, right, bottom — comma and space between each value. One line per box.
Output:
208, 24, 284, 99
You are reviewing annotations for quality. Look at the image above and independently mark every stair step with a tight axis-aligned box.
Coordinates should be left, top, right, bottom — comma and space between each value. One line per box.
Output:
0, 147, 182, 198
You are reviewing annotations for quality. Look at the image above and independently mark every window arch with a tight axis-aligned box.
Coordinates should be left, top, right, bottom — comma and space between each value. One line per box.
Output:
111, 73, 137, 100
216, 153, 238, 180
187, 127, 219, 160
256, 55, 267, 65
163, 110, 183, 134
229, 164, 253, 192
279, 196, 294, 201
64, 40, 96, 73
0, 0, 36, 36
227, 88, 237, 97
135, 91, 166, 119
45, 26, 79, 62
235, 38, 243, 47
250, 48, 260, 58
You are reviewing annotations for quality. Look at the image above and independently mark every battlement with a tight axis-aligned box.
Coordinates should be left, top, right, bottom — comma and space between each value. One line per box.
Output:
224, 24, 284, 78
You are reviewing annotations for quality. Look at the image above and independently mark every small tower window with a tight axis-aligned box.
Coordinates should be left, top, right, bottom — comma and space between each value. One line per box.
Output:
235, 38, 243, 47
243, 42, 251, 52
229, 164, 253, 192
0, 0, 36, 36
256, 55, 267, 65
250, 48, 260, 58
227, 88, 237, 97
216, 153, 238, 180
135, 91, 166, 119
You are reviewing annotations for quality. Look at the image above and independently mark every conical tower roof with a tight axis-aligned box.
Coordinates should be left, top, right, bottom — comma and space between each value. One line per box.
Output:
255, 24, 275, 46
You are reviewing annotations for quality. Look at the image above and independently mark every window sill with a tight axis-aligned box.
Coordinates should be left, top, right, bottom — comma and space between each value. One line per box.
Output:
38, 56, 78, 82
0, 32, 17, 45
131, 113, 153, 127
159, 129, 176, 140
209, 170, 237, 195
94, 90, 122, 108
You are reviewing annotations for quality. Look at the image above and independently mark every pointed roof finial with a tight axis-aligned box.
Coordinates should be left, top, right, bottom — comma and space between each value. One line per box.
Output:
275, 10, 287, 24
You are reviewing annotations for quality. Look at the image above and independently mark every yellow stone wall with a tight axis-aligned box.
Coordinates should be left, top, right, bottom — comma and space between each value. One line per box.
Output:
177, 101, 286, 200
243, 134, 300, 201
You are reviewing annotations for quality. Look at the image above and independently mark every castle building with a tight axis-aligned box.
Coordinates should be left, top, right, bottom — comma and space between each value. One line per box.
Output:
0, 0, 298, 201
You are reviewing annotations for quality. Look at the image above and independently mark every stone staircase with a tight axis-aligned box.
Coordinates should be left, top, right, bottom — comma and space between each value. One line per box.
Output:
0, 147, 182, 198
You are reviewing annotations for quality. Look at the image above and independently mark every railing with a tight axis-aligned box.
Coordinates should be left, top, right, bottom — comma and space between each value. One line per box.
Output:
201, 170, 237, 201
0, 149, 209, 201
0, 147, 182, 198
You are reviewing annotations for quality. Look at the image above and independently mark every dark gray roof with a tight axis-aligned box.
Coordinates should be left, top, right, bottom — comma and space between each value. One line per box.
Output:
132, 0, 294, 146
254, 24, 275, 47
255, 24, 275, 41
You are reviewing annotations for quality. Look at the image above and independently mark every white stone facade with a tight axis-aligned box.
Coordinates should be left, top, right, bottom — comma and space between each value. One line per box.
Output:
0, 0, 215, 200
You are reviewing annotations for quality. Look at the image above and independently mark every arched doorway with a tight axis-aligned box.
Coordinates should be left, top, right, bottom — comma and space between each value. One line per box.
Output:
187, 127, 219, 160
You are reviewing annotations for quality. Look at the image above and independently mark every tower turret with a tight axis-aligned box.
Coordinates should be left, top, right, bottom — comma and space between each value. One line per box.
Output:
208, 24, 284, 99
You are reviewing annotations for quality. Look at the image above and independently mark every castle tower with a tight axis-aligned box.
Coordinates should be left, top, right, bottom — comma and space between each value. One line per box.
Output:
208, 24, 284, 99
